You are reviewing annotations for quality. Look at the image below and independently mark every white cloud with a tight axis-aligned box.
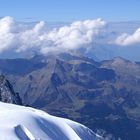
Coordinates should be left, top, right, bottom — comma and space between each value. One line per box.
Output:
41, 19, 106, 53
16, 21, 46, 52
0, 17, 106, 54
0, 16, 16, 52
114, 27, 140, 46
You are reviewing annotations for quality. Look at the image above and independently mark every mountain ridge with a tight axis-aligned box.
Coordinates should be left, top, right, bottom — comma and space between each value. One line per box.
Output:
0, 75, 22, 105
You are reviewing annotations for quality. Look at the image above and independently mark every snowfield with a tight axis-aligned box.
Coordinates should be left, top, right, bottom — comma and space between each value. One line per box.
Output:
0, 102, 103, 140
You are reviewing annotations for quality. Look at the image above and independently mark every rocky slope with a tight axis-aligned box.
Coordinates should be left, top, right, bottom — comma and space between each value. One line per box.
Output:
0, 75, 22, 105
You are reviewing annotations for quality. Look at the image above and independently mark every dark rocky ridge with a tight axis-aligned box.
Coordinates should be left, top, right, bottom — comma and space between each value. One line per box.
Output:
0, 75, 22, 105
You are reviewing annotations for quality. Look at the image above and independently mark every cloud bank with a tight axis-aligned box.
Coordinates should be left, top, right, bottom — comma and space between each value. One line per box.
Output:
115, 27, 140, 46
0, 16, 106, 54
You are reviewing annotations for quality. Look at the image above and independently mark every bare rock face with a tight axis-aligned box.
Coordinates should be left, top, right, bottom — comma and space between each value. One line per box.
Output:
0, 75, 22, 105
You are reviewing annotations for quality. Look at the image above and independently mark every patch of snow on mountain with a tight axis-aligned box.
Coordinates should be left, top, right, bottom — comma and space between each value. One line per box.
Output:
0, 102, 103, 140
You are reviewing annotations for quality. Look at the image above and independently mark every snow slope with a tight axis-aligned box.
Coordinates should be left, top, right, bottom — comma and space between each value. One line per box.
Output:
0, 102, 103, 140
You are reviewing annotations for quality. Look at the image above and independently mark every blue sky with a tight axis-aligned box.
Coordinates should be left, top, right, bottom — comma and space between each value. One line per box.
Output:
0, 0, 140, 22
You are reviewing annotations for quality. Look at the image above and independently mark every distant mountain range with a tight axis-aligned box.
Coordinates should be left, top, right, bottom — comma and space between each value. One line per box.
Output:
1, 52, 140, 139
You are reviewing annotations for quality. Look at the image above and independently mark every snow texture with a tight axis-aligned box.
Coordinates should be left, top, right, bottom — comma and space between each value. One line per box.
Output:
0, 102, 103, 140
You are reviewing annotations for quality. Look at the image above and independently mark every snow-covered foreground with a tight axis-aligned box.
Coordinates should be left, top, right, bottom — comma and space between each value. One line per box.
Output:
0, 102, 103, 140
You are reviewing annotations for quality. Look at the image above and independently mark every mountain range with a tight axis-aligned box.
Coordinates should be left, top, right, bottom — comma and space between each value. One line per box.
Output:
0, 53, 140, 140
